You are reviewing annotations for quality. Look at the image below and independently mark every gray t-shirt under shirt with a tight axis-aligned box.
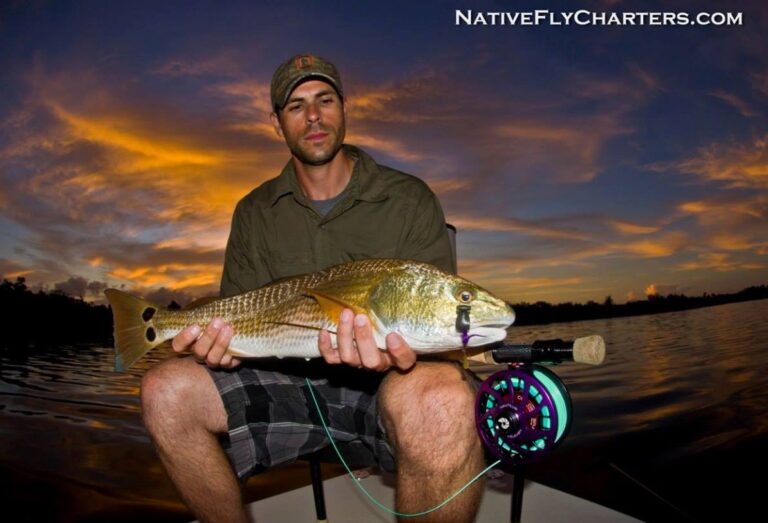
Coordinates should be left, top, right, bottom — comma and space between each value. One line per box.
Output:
310, 190, 347, 218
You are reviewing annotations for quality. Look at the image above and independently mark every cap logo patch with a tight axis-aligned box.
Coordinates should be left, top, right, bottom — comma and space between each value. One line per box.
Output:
295, 55, 314, 69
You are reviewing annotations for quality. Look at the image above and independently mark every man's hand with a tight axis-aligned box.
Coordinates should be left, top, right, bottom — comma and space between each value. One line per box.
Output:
318, 309, 417, 371
171, 318, 242, 369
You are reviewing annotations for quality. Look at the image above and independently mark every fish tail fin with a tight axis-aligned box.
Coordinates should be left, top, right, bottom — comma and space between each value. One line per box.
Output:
104, 289, 164, 372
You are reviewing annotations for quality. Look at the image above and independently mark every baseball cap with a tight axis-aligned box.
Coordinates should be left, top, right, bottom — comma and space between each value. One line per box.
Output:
270, 54, 344, 112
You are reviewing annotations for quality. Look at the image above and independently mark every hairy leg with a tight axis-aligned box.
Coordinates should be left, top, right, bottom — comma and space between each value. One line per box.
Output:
379, 362, 485, 523
141, 357, 250, 523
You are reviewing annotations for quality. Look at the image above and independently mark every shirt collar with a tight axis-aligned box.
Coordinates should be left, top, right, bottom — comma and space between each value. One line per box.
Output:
268, 144, 389, 206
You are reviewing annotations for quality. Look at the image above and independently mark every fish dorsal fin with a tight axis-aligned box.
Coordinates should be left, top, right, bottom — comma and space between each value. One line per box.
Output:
306, 289, 367, 322
183, 296, 218, 310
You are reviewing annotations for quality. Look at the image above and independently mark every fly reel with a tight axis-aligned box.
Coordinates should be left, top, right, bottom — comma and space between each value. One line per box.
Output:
475, 364, 572, 465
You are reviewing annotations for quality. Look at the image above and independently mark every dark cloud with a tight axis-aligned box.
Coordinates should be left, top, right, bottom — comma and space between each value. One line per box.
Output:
52, 276, 109, 299
144, 287, 197, 308
54, 276, 88, 298
86, 280, 108, 295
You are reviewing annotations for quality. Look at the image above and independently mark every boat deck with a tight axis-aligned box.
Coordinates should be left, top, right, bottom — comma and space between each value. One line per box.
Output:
219, 470, 641, 522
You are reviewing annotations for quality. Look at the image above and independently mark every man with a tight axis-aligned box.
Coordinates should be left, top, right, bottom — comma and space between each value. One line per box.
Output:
140, 55, 485, 523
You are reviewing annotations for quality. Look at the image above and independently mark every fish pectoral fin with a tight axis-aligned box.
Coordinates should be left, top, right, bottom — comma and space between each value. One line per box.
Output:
266, 321, 337, 335
305, 289, 367, 323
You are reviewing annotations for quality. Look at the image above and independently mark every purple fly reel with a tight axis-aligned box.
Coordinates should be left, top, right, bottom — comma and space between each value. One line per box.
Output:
475, 365, 572, 465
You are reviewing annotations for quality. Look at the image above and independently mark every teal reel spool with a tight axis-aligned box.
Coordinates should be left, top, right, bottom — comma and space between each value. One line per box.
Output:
475, 364, 573, 465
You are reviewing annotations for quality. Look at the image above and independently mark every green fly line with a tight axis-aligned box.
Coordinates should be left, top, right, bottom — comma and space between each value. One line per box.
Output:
305, 377, 501, 517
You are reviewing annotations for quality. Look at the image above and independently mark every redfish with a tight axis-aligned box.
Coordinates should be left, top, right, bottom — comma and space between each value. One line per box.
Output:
105, 259, 515, 371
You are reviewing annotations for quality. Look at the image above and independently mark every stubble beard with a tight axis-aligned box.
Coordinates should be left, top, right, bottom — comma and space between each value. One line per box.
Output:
287, 120, 346, 167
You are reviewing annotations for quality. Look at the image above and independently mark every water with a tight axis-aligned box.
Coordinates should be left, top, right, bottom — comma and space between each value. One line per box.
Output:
0, 345, 189, 522
2, 299, 767, 521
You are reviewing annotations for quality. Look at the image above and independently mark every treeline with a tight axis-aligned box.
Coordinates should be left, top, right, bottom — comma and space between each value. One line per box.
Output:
511, 285, 768, 325
0, 277, 112, 349
1, 276, 767, 348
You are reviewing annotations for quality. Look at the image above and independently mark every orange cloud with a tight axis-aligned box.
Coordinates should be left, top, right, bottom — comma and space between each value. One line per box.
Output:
451, 215, 588, 240
426, 178, 473, 194
664, 135, 768, 189
677, 253, 766, 272
109, 263, 221, 291
616, 237, 682, 258
499, 276, 583, 289
710, 235, 766, 252
346, 80, 441, 124
679, 197, 765, 220
675, 196, 767, 259
610, 220, 660, 235
346, 132, 425, 163
645, 283, 681, 296
212, 80, 273, 120
3, 269, 34, 279
227, 121, 282, 141
558, 233, 689, 260
51, 105, 225, 169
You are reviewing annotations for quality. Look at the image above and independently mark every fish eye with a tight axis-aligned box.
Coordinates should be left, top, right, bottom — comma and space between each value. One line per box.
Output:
457, 289, 474, 303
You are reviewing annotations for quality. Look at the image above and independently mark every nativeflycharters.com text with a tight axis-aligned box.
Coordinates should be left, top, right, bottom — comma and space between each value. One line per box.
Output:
455, 9, 743, 27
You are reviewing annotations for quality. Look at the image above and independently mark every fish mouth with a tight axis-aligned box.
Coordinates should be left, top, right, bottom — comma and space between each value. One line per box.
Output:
476, 322, 510, 329
482, 306, 515, 328
471, 309, 515, 331
391, 306, 515, 353
461, 306, 514, 347
464, 326, 508, 347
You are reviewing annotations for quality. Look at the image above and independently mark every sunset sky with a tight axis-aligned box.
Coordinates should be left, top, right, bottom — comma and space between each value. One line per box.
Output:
1, 0, 766, 306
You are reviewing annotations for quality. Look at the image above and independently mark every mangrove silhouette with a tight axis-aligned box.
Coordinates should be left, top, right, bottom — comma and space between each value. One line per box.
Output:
0, 277, 112, 350
1, 276, 767, 349
511, 286, 768, 325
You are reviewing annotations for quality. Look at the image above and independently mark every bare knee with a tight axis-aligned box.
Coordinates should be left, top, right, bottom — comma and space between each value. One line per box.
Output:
379, 363, 479, 469
141, 356, 227, 437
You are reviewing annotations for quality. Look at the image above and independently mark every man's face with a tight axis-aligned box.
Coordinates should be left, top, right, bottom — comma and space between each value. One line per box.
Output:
271, 79, 346, 166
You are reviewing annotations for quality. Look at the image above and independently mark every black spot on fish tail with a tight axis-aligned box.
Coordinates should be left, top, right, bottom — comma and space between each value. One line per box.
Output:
145, 327, 156, 342
142, 307, 156, 322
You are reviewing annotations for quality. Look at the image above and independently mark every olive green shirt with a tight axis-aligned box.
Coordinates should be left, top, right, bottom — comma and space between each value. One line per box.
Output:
220, 145, 455, 297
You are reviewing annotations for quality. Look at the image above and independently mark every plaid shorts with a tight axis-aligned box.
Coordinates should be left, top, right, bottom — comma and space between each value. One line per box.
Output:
206, 359, 396, 479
